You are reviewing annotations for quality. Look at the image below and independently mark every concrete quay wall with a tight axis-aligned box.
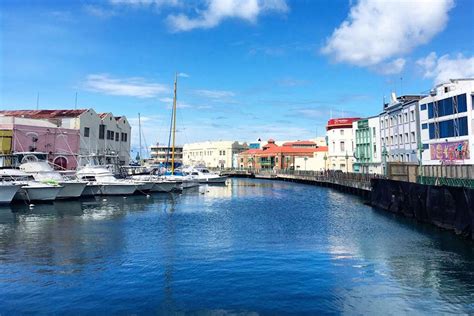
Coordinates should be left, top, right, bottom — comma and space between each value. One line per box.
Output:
370, 179, 474, 239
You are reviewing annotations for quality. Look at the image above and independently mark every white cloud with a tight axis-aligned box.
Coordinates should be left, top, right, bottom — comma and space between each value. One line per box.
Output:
84, 5, 117, 18
109, 0, 180, 7
167, 0, 288, 32
417, 52, 474, 84
322, 0, 454, 69
178, 72, 190, 78
194, 89, 235, 99
84, 74, 169, 98
373, 58, 406, 75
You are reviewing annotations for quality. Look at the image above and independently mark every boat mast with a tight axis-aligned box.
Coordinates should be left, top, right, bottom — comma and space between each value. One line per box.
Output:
171, 73, 177, 174
138, 112, 142, 164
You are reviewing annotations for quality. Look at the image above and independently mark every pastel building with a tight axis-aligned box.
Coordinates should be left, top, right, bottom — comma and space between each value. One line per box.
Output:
326, 118, 359, 172
352, 116, 382, 174
0, 109, 132, 166
419, 79, 474, 165
183, 141, 248, 169
238, 139, 328, 171
379, 94, 423, 164
0, 116, 80, 169
149, 143, 183, 166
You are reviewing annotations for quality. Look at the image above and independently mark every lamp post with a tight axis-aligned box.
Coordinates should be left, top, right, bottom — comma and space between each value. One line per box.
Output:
418, 142, 424, 178
323, 153, 327, 172
304, 156, 308, 171
382, 146, 388, 176
345, 151, 349, 173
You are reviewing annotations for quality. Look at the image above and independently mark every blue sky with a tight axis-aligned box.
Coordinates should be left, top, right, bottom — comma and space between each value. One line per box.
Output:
1, 0, 473, 154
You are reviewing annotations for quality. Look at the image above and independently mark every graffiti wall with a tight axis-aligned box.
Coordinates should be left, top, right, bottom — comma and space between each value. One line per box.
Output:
430, 140, 470, 161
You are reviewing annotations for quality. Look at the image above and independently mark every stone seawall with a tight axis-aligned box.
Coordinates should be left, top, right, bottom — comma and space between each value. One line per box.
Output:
370, 179, 474, 239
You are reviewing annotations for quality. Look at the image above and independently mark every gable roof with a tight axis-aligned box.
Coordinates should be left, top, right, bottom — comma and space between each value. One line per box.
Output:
0, 109, 89, 119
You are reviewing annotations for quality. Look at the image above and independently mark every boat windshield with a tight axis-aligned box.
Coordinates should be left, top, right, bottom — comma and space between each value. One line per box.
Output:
33, 172, 63, 181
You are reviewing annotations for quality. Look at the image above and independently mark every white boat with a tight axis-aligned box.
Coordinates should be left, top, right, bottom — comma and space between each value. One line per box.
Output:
162, 171, 199, 189
76, 165, 137, 196
19, 161, 87, 199
0, 169, 62, 202
130, 175, 181, 192
0, 182, 22, 204
184, 167, 228, 184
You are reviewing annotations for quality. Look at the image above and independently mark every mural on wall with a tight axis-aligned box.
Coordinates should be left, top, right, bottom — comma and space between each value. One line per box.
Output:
430, 140, 470, 161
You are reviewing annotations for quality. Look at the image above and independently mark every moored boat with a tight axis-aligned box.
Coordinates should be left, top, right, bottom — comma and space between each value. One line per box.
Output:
76, 166, 137, 196
0, 182, 22, 204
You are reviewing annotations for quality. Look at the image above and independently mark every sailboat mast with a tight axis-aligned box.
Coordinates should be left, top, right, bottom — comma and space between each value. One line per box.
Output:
138, 112, 142, 164
171, 73, 177, 174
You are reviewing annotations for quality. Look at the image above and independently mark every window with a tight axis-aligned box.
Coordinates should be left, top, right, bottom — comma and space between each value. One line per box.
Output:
222, 150, 226, 155
428, 117, 468, 139
399, 135, 403, 144
372, 127, 376, 138
420, 104, 427, 111
411, 132, 415, 143
99, 124, 105, 139
340, 130, 344, 136
423, 144, 429, 150
404, 113, 408, 122
428, 94, 468, 119
84, 127, 90, 137
410, 110, 415, 121
115, 133, 119, 142
404, 133, 408, 144
340, 141, 345, 152
121, 132, 128, 142
422, 123, 428, 130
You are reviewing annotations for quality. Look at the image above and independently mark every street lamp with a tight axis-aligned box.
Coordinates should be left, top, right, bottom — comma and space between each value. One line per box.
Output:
382, 146, 388, 176
323, 153, 327, 172
304, 156, 308, 171
418, 143, 425, 179
345, 151, 349, 173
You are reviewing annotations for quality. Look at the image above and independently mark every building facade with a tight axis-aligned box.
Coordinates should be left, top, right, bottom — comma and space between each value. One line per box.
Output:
238, 139, 328, 171
352, 116, 382, 174
0, 109, 132, 166
419, 79, 474, 165
183, 141, 248, 169
149, 143, 183, 166
326, 118, 359, 172
0, 116, 80, 169
379, 94, 423, 166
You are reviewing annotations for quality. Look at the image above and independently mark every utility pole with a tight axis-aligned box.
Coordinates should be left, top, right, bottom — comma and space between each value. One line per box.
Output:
36, 92, 40, 110
74, 92, 78, 110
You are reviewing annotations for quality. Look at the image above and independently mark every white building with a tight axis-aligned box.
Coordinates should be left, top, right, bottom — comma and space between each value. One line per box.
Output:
379, 94, 423, 164
0, 109, 132, 166
419, 79, 474, 165
183, 140, 248, 169
326, 118, 359, 171
149, 143, 183, 166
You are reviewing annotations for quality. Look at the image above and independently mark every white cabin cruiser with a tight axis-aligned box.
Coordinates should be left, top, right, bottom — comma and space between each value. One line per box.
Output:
130, 175, 180, 192
162, 171, 199, 189
184, 167, 227, 184
0, 169, 62, 202
19, 161, 87, 199
0, 182, 22, 204
76, 166, 137, 196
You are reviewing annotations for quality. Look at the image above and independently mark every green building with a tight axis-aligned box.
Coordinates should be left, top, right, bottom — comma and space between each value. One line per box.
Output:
353, 117, 382, 174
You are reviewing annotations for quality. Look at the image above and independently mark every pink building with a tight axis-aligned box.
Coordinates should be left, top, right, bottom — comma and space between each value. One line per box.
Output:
0, 116, 80, 170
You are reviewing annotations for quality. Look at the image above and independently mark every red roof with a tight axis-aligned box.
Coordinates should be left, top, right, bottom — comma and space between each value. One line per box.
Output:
98, 112, 110, 119
326, 117, 360, 130
0, 109, 88, 119
282, 140, 316, 146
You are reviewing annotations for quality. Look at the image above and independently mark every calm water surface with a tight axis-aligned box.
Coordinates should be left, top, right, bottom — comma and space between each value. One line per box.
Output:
0, 178, 473, 314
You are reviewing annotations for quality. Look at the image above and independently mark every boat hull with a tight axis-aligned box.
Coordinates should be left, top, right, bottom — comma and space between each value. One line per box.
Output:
57, 182, 87, 199
98, 184, 137, 196
14, 186, 62, 202
198, 176, 227, 184
150, 182, 177, 192
81, 184, 102, 197
0, 184, 21, 204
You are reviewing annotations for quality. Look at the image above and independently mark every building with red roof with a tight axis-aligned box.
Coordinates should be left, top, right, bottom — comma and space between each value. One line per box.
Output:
326, 117, 360, 171
238, 139, 328, 171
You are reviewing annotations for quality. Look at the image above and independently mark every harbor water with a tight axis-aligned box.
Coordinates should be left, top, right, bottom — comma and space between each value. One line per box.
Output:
1, 178, 473, 314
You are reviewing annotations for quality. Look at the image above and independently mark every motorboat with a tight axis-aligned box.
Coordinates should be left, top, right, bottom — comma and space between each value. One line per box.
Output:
76, 165, 138, 196
0, 169, 62, 202
162, 170, 199, 189
130, 175, 181, 192
0, 182, 22, 204
19, 161, 87, 199
184, 167, 228, 184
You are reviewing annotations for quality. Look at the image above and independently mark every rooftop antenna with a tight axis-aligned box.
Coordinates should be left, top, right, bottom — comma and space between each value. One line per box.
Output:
74, 92, 78, 110
36, 92, 40, 110
400, 77, 403, 96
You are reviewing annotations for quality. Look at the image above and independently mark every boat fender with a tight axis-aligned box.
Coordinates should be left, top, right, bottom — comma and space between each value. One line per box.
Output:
29, 204, 35, 208
102, 198, 107, 202
146, 195, 150, 198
